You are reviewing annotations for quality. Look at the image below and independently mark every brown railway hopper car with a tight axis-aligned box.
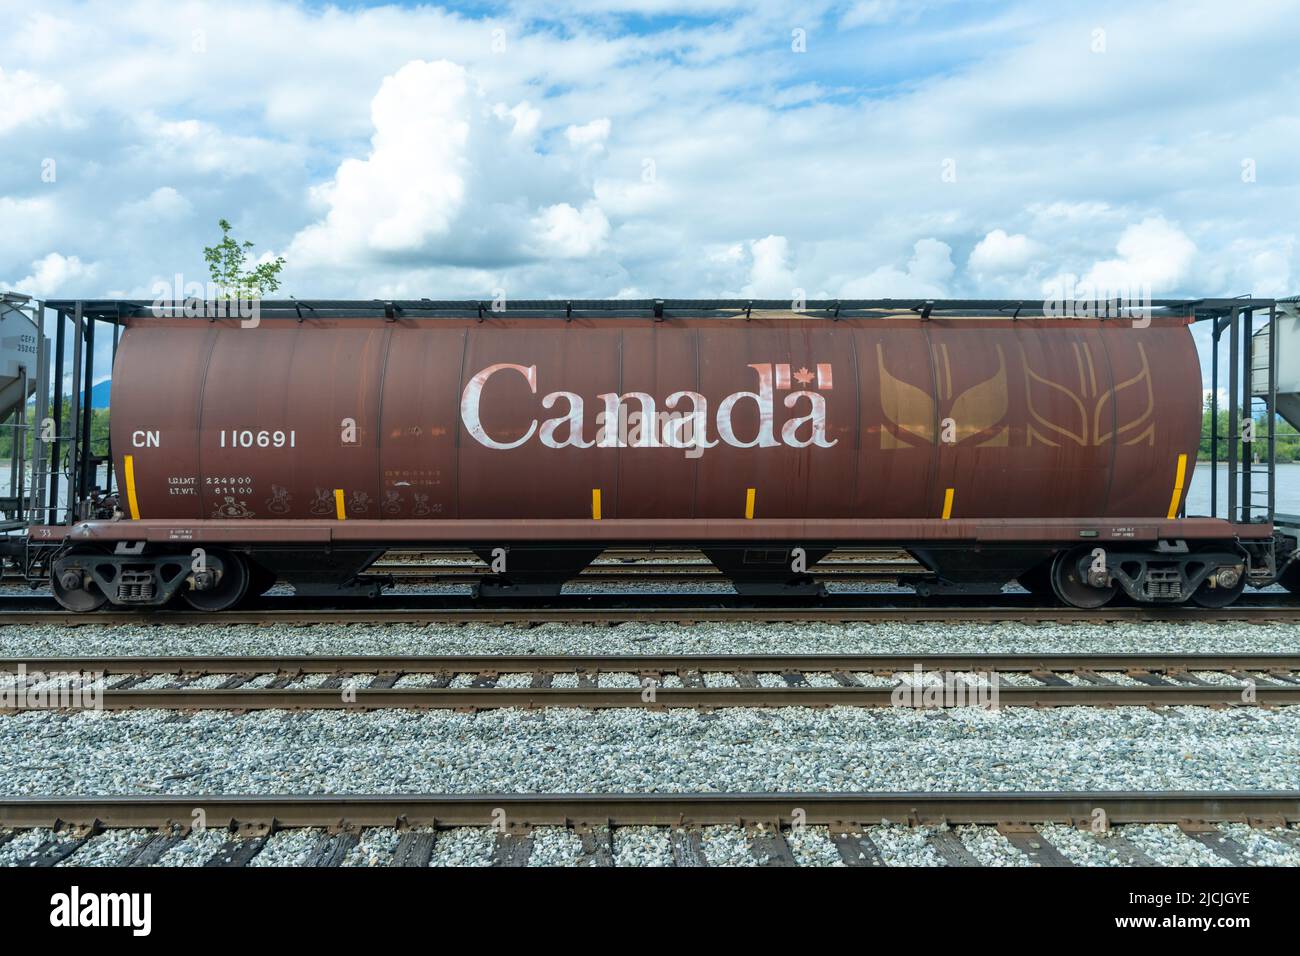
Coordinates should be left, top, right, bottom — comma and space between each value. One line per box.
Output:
15, 298, 1296, 610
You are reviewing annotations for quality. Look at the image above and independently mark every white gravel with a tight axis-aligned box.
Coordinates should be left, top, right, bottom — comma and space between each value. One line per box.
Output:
495, 673, 536, 689
562, 581, 738, 594
599, 672, 642, 688
247, 828, 323, 866
1191, 671, 1246, 686
1037, 824, 1128, 866
787, 826, 844, 866
132, 673, 188, 690
343, 828, 401, 866
613, 826, 674, 866
430, 827, 493, 866
184, 675, 238, 690
995, 673, 1045, 687
1217, 824, 1300, 865
4, 620, 1298, 659
393, 673, 449, 688
2, 705, 1298, 795
526, 826, 584, 866
954, 825, 1033, 866
1120, 825, 1231, 866
0, 828, 61, 866
1094, 672, 1144, 687
850, 672, 895, 687
700, 825, 758, 866
284, 674, 330, 689
803, 672, 841, 688
154, 827, 229, 866
59, 828, 155, 866
863, 824, 943, 866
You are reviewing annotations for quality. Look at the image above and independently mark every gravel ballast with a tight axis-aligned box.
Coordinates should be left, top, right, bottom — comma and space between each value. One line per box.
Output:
5, 611, 1297, 868
3, 619, 1299, 659
0, 705, 1297, 795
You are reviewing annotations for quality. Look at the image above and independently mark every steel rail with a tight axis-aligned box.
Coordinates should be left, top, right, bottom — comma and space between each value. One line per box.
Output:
2, 791, 1296, 829
6, 652, 1299, 674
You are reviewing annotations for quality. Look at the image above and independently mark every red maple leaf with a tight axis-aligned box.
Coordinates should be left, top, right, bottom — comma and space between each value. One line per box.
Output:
793, 366, 814, 387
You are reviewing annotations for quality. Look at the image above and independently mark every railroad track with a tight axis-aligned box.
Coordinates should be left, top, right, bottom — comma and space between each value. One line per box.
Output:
2, 792, 1297, 867
5, 653, 1297, 710
3, 591, 1299, 624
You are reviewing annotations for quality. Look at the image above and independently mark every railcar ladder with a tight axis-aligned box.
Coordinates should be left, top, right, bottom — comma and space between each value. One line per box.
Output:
1251, 298, 1300, 528
1204, 300, 1278, 525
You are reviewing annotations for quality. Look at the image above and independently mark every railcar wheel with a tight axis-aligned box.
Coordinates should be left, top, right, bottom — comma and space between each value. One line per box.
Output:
1190, 574, 1246, 608
182, 550, 250, 612
1190, 557, 1247, 609
1049, 547, 1116, 609
50, 550, 110, 612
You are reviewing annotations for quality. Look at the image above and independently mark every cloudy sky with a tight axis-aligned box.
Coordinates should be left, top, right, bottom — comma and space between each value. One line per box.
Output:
2, 0, 1297, 331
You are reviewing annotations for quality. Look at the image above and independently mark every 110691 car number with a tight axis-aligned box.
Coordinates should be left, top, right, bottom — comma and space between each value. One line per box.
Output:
217, 429, 296, 449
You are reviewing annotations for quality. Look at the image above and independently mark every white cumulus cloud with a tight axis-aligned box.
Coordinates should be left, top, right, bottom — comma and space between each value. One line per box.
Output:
529, 202, 610, 258
968, 229, 1040, 276
289, 60, 472, 267
0, 67, 69, 133
5, 252, 97, 297
742, 235, 798, 297
841, 239, 955, 298
1081, 217, 1197, 293
288, 59, 612, 275
565, 117, 611, 150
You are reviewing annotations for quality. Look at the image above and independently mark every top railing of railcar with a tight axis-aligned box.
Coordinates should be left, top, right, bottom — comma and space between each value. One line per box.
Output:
44, 296, 1277, 324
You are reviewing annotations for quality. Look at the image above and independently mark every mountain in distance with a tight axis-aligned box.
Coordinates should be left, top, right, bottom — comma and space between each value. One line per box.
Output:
58, 381, 111, 409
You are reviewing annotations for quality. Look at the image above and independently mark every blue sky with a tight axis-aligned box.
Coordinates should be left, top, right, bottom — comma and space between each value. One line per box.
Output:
1, 0, 1298, 391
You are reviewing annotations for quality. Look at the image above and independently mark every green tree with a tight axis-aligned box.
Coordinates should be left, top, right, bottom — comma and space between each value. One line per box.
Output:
202, 218, 286, 299
0, 405, 109, 466
1199, 394, 1299, 463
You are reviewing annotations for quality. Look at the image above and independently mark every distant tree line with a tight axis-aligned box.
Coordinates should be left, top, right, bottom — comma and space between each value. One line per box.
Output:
1200, 398, 1300, 463
0, 405, 110, 463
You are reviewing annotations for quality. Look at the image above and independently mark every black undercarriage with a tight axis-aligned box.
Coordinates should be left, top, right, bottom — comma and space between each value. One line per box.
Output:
12, 531, 1299, 612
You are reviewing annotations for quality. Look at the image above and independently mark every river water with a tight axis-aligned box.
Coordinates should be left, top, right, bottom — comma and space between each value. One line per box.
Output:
1185, 462, 1300, 517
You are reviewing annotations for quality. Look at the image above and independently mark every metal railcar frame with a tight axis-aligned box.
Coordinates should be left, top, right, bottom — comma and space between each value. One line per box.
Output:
4, 296, 1295, 609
